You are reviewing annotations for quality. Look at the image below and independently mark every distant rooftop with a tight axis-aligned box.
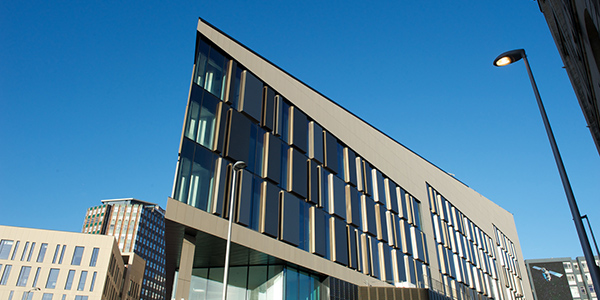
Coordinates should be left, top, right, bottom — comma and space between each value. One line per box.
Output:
101, 198, 165, 214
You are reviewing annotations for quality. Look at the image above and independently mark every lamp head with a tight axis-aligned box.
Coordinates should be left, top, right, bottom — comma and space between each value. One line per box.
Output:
493, 49, 526, 67
233, 161, 247, 171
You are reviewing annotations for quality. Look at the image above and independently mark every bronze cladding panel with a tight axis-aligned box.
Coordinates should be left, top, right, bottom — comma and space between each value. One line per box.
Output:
344, 148, 357, 186
264, 133, 282, 184
307, 159, 319, 205
345, 185, 360, 227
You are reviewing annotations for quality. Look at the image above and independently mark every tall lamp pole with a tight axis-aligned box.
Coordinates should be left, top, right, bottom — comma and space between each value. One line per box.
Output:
493, 49, 600, 295
222, 161, 246, 300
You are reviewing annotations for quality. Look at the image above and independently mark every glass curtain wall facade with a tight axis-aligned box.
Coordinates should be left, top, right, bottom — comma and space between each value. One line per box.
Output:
171, 34, 430, 292
166, 18, 532, 300
428, 185, 525, 300
171, 265, 324, 300
82, 200, 166, 300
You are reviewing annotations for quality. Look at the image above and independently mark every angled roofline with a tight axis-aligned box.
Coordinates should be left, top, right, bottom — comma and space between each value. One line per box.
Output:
197, 17, 469, 188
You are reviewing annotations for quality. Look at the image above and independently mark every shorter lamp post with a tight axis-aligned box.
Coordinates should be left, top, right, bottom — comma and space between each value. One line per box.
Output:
493, 48, 600, 295
222, 161, 246, 300
25, 287, 40, 300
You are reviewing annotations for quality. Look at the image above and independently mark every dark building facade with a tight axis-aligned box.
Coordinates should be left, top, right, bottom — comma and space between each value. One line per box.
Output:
164, 18, 533, 300
538, 0, 600, 154
83, 199, 166, 300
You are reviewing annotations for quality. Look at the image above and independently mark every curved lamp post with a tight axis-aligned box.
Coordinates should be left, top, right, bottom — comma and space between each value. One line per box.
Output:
493, 49, 600, 295
222, 161, 246, 300
25, 287, 40, 300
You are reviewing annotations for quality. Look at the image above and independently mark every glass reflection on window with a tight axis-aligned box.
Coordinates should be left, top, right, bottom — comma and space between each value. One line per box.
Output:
196, 94, 218, 149
204, 50, 227, 99
194, 39, 228, 101
193, 40, 209, 90
185, 91, 218, 150
185, 265, 305, 300
0, 240, 14, 260
174, 142, 217, 213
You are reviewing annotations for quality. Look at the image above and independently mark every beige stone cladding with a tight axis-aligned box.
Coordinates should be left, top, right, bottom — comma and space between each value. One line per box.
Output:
0, 225, 136, 300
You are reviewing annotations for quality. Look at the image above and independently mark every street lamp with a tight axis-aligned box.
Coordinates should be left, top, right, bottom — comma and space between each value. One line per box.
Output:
222, 161, 246, 300
493, 48, 600, 294
25, 287, 40, 300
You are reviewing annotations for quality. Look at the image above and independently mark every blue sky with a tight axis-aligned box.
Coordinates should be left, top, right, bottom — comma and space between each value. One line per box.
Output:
1, 1, 599, 260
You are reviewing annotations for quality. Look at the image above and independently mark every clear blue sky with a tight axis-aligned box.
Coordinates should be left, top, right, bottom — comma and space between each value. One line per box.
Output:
1, 1, 599, 260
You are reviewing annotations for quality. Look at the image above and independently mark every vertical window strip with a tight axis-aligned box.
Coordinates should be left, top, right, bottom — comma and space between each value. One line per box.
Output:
32, 267, 40, 288
77, 271, 88, 291
20, 242, 30, 261
89, 272, 97, 292
1, 265, 12, 285
27, 242, 36, 262
16, 266, 31, 286
89, 248, 99, 267
51, 245, 60, 264
58, 245, 66, 264
10, 241, 19, 261
65, 270, 75, 290
37, 243, 48, 263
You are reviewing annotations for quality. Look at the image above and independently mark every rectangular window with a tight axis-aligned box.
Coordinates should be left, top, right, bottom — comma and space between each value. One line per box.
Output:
21, 291, 33, 300
45, 269, 60, 289
9, 291, 14, 300
206, 47, 228, 100
16, 266, 31, 286
77, 271, 87, 291
10, 241, 20, 260
74, 296, 88, 300
193, 39, 209, 89
58, 245, 66, 264
32, 267, 41, 287
184, 101, 200, 141
0, 240, 14, 259
51, 245, 60, 264
336, 142, 346, 181
1, 265, 12, 285
412, 198, 422, 228
71, 247, 84, 266
37, 243, 48, 263
20, 242, 29, 261
89, 271, 97, 292
41, 294, 53, 300
89, 248, 99, 267
64, 270, 75, 290
26, 243, 36, 262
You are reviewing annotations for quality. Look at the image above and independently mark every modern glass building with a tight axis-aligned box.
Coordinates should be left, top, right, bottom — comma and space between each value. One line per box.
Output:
164, 18, 533, 300
82, 199, 166, 300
